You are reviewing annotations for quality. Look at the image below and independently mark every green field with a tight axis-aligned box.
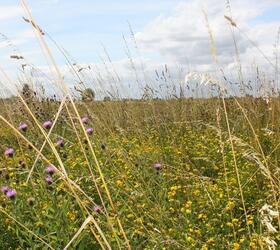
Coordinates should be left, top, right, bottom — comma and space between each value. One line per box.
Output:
0, 97, 279, 249
0, 1, 279, 249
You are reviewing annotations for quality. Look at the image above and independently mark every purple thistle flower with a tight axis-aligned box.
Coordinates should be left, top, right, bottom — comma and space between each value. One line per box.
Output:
45, 165, 56, 175
1, 186, 9, 194
93, 205, 102, 213
5, 147, 14, 157
45, 176, 53, 185
81, 116, 89, 124
6, 189, 17, 199
43, 120, 52, 130
86, 128, 94, 135
153, 162, 162, 171
56, 139, 65, 147
19, 122, 28, 132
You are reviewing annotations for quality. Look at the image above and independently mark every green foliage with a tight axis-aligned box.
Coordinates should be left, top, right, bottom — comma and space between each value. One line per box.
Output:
81, 88, 95, 101
0, 98, 279, 249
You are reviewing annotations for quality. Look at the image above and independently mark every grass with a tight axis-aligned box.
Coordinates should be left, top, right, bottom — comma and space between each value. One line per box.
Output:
0, 97, 279, 249
0, 0, 279, 249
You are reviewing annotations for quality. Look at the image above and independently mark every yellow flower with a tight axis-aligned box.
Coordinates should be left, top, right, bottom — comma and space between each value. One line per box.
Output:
185, 209, 192, 214
225, 201, 235, 211
67, 212, 76, 221
232, 218, 239, 224
116, 180, 123, 187
249, 242, 256, 249
201, 244, 208, 250
233, 242, 240, 250
207, 238, 215, 244
247, 220, 253, 225
226, 222, 234, 228
186, 236, 194, 242
198, 214, 204, 219
185, 200, 192, 207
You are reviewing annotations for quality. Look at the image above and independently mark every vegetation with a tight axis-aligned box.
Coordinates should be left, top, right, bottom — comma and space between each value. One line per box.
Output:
0, 1, 279, 250
0, 96, 279, 249
80, 88, 95, 102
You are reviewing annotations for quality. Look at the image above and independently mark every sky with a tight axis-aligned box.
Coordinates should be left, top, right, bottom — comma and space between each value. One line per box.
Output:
0, 0, 279, 98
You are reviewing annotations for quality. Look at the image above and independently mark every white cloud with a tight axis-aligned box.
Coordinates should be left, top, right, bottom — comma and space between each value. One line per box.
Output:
0, 5, 23, 20
135, 0, 280, 76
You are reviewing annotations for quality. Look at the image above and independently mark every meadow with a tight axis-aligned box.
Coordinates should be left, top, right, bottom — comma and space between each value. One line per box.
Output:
0, 95, 279, 249
0, 1, 279, 249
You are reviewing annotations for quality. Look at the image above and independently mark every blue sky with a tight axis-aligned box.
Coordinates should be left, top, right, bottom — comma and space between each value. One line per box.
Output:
0, 0, 279, 66
0, 0, 182, 64
0, 0, 279, 97
0, 0, 274, 62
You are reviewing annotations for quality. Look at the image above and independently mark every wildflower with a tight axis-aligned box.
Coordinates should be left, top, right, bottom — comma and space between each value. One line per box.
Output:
233, 242, 240, 250
201, 245, 208, 250
19, 122, 28, 132
186, 236, 194, 243
6, 189, 17, 199
86, 128, 94, 135
1, 186, 9, 194
45, 165, 56, 175
67, 212, 76, 221
45, 176, 53, 185
43, 120, 52, 130
153, 162, 162, 170
93, 205, 101, 213
81, 116, 89, 124
225, 201, 235, 211
56, 139, 65, 147
249, 242, 257, 248
116, 180, 123, 187
5, 147, 14, 157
